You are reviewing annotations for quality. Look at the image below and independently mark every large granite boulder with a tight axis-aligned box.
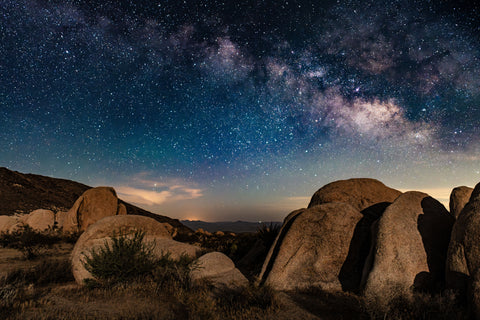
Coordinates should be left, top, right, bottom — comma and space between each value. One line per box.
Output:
450, 186, 473, 219
259, 203, 364, 291
308, 178, 401, 216
190, 252, 248, 289
71, 215, 198, 285
55, 211, 68, 229
446, 183, 480, 306
24, 209, 55, 231
62, 187, 127, 233
0, 216, 19, 233
362, 191, 454, 304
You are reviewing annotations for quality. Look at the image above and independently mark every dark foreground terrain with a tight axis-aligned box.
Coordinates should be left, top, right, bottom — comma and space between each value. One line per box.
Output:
0, 226, 467, 320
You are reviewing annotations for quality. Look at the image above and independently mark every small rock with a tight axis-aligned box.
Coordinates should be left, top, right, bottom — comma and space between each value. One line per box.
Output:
190, 252, 248, 289
24, 209, 55, 231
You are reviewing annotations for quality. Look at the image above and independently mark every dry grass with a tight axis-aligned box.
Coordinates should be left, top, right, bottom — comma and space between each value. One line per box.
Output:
0, 236, 280, 320
364, 290, 469, 320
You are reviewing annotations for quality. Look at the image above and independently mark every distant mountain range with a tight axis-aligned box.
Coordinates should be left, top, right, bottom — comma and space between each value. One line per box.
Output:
181, 220, 282, 233
0, 167, 191, 234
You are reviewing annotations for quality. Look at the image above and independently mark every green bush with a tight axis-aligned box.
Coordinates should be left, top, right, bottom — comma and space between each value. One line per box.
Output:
82, 229, 157, 285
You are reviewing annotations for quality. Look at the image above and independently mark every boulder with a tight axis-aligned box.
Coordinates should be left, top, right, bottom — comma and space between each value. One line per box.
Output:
55, 211, 68, 229
117, 202, 127, 216
151, 238, 201, 260
190, 252, 248, 289
0, 216, 20, 233
362, 191, 454, 304
24, 209, 55, 231
446, 183, 480, 304
259, 203, 364, 291
308, 178, 401, 217
63, 187, 126, 233
71, 215, 195, 284
450, 186, 473, 219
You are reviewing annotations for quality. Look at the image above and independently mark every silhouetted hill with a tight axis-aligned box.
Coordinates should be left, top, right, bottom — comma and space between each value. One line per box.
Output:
181, 220, 282, 233
0, 167, 191, 234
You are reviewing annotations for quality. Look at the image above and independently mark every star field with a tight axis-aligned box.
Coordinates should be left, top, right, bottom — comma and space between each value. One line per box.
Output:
1, 0, 480, 220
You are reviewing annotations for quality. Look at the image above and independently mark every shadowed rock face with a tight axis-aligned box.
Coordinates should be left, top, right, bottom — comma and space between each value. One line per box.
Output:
308, 178, 402, 214
450, 186, 473, 219
363, 191, 454, 306
259, 203, 364, 291
447, 183, 480, 307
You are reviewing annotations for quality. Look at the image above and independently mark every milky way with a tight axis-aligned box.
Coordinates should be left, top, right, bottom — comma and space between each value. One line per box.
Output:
1, 0, 480, 220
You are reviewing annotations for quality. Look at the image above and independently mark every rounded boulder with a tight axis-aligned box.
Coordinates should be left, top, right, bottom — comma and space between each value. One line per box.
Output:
0, 216, 20, 233
446, 182, 480, 310
24, 209, 55, 231
259, 203, 364, 291
449, 186, 473, 219
190, 252, 248, 289
308, 178, 401, 217
63, 187, 126, 233
362, 191, 454, 304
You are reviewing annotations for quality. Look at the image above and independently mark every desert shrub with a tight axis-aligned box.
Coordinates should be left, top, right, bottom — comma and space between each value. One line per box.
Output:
256, 223, 281, 248
2, 259, 73, 286
215, 284, 279, 319
0, 224, 61, 259
218, 283, 278, 310
82, 229, 157, 286
152, 252, 197, 291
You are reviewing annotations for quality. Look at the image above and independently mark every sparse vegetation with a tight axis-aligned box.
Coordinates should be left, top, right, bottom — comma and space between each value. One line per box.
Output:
82, 229, 157, 286
0, 256, 74, 319
365, 290, 469, 320
0, 224, 61, 259
152, 252, 197, 291
256, 223, 281, 248
0, 224, 80, 260
2, 259, 73, 286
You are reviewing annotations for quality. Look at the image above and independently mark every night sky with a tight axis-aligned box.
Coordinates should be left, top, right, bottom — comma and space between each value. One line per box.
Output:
2, 0, 480, 221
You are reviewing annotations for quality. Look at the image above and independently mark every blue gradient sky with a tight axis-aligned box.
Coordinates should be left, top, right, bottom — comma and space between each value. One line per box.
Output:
2, 0, 480, 221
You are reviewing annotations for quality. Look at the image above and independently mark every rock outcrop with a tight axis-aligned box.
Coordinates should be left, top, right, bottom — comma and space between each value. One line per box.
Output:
308, 178, 401, 215
62, 187, 126, 233
71, 215, 197, 285
363, 191, 454, 304
450, 186, 473, 219
0, 215, 19, 233
446, 183, 480, 306
190, 252, 248, 289
259, 203, 364, 291
0, 167, 192, 234
23, 209, 55, 231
